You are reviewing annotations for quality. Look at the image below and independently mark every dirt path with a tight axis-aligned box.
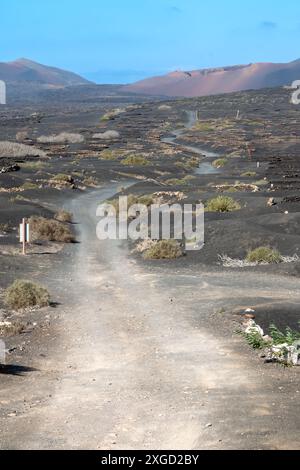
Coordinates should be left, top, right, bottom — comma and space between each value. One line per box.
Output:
1, 186, 300, 450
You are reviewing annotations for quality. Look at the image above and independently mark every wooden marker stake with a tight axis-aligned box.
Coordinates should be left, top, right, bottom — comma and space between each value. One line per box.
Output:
22, 218, 26, 255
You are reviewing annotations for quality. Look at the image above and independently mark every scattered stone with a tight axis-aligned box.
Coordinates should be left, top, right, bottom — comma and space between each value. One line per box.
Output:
267, 197, 276, 207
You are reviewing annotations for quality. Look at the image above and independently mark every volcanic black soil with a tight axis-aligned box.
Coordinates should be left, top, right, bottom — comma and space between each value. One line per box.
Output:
0, 86, 300, 449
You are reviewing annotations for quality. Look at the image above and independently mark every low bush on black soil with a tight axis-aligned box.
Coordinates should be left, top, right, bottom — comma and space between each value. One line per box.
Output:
246, 247, 282, 264
121, 155, 149, 166
212, 158, 228, 168
5, 280, 50, 310
143, 240, 183, 260
29, 216, 75, 242
206, 195, 241, 212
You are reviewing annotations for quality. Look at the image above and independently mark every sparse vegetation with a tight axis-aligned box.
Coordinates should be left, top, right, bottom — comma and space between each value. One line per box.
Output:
215, 183, 259, 193
246, 247, 282, 264
194, 121, 215, 132
55, 210, 73, 223
0, 320, 25, 337
37, 132, 84, 144
82, 176, 99, 187
100, 108, 126, 121
166, 175, 195, 185
9, 195, 27, 203
206, 195, 241, 212
121, 155, 149, 166
143, 240, 183, 260
110, 194, 154, 214
52, 174, 73, 183
175, 157, 200, 170
243, 329, 270, 349
29, 216, 75, 243
5, 280, 50, 310
99, 149, 120, 160
212, 158, 228, 168
93, 130, 120, 140
242, 322, 300, 351
269, 324, 300, 346
21, 182, 39, 191
254, 179, 268, 186
0, 223, 12, 234
0, 141, 47, 158
19, 161, 48, 170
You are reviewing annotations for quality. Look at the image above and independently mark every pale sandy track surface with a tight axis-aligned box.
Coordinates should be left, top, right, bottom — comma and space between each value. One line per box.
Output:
1, 186, 300, 450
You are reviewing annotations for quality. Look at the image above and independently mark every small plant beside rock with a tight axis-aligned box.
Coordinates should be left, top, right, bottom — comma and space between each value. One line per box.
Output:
241, 317, 300, 366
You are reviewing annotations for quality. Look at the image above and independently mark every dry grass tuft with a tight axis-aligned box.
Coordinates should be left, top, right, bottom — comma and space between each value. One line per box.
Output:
246, 247, 282, 264
0, 141, 47, 158
93, 130, 120, 140
37, 133, 84, 144
55, 210, 73, 223
206, 195, 241, 212
5, 280, 50, 310
143, 240, 183, 260
29, 216, 75, 243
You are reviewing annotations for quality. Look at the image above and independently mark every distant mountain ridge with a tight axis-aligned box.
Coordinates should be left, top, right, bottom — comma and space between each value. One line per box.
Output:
0, 58, 91, 87
123, 60, 300, 97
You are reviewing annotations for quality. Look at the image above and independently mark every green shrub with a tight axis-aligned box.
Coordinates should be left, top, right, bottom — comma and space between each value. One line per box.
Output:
100, 108, 125, 122
194, 121, 215, 131
166, 175, 195, 186
269, 324, 300, 346
243, 330, 269, 349
21, 182, 39, 191
175, 157, 199, 170
206, 195, 241, 212
212, 158, 228, 168
100, 149, 120, 160
143, 240, 182, 260
5, 280, 50, 310
121, 155, 149, 166
246, 247, 282, 264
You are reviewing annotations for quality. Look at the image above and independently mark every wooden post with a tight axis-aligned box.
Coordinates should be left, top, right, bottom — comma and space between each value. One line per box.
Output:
22, 218, 26, 255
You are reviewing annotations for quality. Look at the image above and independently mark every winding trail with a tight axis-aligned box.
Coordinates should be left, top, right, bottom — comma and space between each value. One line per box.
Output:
1, 116, 300, 450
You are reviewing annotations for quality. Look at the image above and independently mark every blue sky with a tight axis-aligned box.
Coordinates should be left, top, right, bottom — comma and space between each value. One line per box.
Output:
1, 0, 300, 83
